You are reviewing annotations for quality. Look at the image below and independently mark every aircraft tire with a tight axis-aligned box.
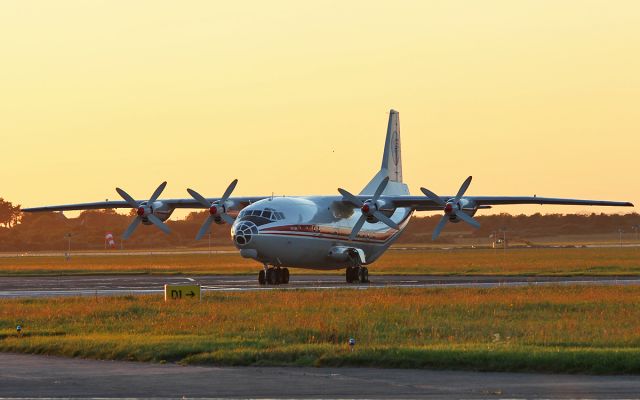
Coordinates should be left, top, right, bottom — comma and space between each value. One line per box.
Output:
273, 268, 282, 285
266, 268, 276, 285
282, 268, 290, 284
347, 266, 359, 283
358, 267, 369, 283
258, 270, 266, 285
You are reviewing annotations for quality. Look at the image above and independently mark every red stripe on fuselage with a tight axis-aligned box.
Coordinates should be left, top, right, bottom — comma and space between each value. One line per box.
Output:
259, 212, 412, 244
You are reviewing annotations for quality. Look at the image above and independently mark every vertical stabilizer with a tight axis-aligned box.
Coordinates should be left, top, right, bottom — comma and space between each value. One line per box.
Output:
359, 110, 409, 196
381, 109, 402, 182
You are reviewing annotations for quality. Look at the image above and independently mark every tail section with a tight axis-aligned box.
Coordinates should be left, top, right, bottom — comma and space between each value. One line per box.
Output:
381, 109, 403, 183
360, 109, 409, 196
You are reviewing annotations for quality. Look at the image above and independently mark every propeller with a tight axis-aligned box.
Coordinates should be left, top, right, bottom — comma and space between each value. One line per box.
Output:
116, 181, 171, 240
420, 176, 480, 241
338, 177, 399, 241
187, 179, 238, 240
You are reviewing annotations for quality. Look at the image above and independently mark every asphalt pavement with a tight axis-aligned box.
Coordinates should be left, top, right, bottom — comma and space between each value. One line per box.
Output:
1, 352, 639, 399
1, 274, 640, 298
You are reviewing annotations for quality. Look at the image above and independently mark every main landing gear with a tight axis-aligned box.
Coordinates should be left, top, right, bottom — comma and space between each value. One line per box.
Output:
346, 265, 369, 284
258, 266, 290, 285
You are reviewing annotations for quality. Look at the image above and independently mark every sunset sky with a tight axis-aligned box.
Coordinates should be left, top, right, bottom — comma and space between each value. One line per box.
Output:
1, 1, 638, 217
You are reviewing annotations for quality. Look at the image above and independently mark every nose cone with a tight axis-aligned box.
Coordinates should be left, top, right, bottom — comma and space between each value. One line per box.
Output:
231, 220, 259, 247
232, 220, 260, 260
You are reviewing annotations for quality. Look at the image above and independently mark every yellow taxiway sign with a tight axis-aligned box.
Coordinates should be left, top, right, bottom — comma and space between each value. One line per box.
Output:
164, 284, 201, 301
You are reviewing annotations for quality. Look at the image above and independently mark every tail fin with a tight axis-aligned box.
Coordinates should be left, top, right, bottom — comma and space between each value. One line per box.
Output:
381, 109, 403, 182
359, 109, 409, 196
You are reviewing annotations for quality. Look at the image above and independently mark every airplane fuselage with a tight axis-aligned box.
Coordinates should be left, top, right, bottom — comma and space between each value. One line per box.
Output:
231, 196, 413, 270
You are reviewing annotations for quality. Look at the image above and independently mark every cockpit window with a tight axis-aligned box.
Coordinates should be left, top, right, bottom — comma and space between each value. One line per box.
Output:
238, 207, 284, 225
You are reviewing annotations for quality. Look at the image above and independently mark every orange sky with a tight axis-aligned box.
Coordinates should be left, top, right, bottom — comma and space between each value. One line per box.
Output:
1, 1, 638, 218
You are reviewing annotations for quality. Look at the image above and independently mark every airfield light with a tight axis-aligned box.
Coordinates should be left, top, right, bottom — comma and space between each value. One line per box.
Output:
618, 228, 624, 247
349, 337, 356, 352
16, 325, 22, 335
64, 233, 72, 261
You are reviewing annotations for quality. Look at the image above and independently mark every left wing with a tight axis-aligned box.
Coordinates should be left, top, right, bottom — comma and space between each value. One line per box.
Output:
386, 195, 634, 211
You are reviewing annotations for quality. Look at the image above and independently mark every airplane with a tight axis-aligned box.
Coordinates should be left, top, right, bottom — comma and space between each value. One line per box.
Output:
24, 110, 634, 285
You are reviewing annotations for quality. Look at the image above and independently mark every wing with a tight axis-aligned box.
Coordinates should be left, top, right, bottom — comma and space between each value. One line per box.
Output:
352, 195, 634, 211
470, 196, 634, 208
22, 197, 269, 213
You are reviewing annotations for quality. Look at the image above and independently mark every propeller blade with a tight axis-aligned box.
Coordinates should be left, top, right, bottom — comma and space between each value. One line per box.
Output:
116, 188, 139, 209
454, 210, 481, 229
220, 213, 235, 225
149, 181, 167, 202
432, 215, 449, 241
349, 215, 367, 241
220, 179, 238, 202
338, 188, 364, 207
122, 217, 141, 240
373, 210, 399, 230
420, 187, 445, 206
454, 176, 473, 203
187, 188, 211, 208
372, 176, 390, 202
195, 216, 215, 240
147, 214, 171, 235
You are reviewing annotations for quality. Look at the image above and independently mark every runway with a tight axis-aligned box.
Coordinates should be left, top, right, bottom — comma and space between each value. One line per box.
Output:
1, 352, 639, 399
2, 274, 640, 298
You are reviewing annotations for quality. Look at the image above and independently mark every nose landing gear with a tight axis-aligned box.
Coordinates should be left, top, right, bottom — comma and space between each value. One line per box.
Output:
258, 265, 290, 285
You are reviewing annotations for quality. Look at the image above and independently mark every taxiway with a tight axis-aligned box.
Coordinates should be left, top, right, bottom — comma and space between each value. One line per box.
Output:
1, 352, 639, 399
1, 274, 640, 298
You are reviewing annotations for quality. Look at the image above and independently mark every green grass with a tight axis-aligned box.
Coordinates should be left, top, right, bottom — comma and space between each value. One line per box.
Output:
2, 286, 640, 373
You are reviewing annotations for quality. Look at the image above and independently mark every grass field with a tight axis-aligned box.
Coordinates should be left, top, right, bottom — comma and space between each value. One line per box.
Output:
0, 247, 639, 276
1, 285, 639, 373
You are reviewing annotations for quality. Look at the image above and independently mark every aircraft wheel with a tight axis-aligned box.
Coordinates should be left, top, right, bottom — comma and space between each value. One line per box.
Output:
282, 268, 290, 284
258, 270, 266, 285
358, 267, 369, 283
266, 268, 276, 285
346, 266, 355, 283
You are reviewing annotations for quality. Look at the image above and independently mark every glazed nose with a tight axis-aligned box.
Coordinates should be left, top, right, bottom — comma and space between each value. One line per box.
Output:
233, 221, 259, 247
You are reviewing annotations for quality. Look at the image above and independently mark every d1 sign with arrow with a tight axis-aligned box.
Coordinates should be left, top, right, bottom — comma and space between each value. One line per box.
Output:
164, 284, 201, 302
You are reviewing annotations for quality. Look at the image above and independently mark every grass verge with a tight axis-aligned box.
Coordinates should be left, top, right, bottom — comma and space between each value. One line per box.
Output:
2, 285, 640, 373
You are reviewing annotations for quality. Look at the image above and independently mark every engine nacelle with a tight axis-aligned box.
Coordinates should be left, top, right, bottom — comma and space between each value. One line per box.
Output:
448, 209, 477, 223
139, 201, 174, 225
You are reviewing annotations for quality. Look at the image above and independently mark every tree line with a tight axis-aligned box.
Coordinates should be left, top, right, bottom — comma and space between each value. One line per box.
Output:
0, 198, 638, 251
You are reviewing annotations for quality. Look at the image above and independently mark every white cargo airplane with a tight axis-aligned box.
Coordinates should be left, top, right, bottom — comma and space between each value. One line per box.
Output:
24, 110, 633, 285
